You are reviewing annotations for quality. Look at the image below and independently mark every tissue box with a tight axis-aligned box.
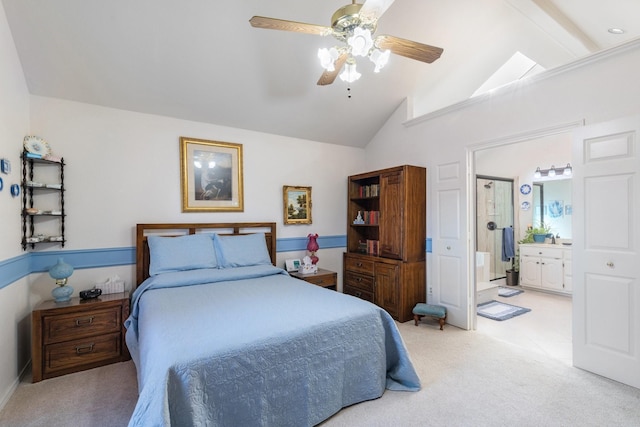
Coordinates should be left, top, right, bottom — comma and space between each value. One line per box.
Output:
98, 276, 125, 294
298, 264, 318, 274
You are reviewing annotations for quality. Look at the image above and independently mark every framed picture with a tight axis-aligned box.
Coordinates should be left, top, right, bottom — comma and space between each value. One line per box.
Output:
283, 185, 312, 224
180, 137, 244, 212
285, 258, 301, 272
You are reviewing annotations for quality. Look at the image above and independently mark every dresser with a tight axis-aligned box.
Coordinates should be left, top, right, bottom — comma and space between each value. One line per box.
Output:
31, 292, 130, 382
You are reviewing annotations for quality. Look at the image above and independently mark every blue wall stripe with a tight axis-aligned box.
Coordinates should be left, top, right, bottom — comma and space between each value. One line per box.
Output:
0, 235, 431, 289
30, 247, 136, 273
0, 254, 30, 289
277, 235, 346, 252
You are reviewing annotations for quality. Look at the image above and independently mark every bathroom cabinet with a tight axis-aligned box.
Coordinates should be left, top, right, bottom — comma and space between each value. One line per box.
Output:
519, 244, 571, 294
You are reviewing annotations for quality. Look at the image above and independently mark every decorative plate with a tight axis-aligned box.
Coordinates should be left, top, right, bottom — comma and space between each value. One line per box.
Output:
519, 184, 532, 195
23, 136, 51, 156
521, 201, 530, 210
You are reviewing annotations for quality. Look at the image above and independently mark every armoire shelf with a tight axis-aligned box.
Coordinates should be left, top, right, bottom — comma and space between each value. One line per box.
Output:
21, 151, 66, 250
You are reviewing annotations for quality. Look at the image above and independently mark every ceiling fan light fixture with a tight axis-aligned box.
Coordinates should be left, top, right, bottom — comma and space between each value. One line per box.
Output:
339, 60, 361, 83
370, 48, 390, 72
318, 47, 340, 71
348, 27, 374, 57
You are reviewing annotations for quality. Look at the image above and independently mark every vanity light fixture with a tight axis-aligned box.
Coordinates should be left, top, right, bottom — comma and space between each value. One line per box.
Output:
534, 163, 572, 178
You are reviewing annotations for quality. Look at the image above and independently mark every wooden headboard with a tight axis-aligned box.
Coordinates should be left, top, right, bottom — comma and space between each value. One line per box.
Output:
135, 222, 277, 288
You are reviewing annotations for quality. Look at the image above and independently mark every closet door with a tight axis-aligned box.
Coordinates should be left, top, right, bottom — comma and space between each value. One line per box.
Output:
573, 115, 640, 389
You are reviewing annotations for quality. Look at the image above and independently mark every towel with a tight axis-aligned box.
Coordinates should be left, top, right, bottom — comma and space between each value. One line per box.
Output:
502, 227, 515, 262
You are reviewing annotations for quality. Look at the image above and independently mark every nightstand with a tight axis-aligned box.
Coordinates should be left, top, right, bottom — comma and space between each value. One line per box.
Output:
31, 292, 131, 383
289, 268, 337, 290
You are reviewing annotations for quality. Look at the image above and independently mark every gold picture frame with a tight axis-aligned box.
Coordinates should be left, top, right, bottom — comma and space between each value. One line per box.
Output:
180, 137, 244, 212
283, 185, 312, 224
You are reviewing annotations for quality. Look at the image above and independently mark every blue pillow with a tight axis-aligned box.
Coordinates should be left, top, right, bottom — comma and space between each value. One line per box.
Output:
213, 233, 272, 268
148, 234, 218, 276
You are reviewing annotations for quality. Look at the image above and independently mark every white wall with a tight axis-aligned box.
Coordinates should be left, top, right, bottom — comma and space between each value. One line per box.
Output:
0, 1, 31, 410
364, 41, 640, 327
27, 96, 365, 283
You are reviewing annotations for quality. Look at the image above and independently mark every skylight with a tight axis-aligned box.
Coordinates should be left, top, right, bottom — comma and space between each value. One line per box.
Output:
472, 51, 545, 97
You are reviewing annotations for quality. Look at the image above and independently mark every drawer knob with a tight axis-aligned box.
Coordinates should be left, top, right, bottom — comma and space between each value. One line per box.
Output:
75, 316, 94, 326
606, 261, 615, 269
75, 343, 95, 354
355, 292, 362, 298
357, 262, 363, 267
356, 277, 362, 282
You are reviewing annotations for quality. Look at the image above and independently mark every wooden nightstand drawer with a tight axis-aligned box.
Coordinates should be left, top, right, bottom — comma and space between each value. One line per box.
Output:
43, 307, 121, 344
301, 274, 335, 288
44, 332, 122, 373
345, 256, 375, 276
344, 271, 374, 293
289, 268, 337, 290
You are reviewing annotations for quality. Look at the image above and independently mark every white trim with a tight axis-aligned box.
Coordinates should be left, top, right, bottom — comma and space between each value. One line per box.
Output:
404, 38, 640, 127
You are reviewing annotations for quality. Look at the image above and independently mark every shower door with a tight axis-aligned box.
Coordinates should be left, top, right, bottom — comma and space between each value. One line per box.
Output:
476, 177, 514, 280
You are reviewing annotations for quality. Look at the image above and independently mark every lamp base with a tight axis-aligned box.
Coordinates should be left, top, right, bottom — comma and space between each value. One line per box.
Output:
52, 284, 74, 303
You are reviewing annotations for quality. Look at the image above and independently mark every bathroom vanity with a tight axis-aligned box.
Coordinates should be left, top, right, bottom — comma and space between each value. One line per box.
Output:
519, 243, 572, 295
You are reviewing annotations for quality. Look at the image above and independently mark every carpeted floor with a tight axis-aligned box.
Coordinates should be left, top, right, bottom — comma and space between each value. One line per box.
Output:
2, 319, 640, 426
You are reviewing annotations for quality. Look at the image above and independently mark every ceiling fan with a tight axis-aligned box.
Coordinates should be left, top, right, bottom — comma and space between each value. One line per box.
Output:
249, 0, 443, 86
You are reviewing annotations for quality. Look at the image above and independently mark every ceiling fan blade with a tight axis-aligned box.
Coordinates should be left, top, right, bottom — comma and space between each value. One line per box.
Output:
249, 16, 331, 36
375, 35, 443, 63
317, 53, 348, 86
359, 0, 395, 23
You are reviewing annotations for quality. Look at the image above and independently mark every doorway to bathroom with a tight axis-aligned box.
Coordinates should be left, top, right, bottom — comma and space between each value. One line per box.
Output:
475, 176, 514, 282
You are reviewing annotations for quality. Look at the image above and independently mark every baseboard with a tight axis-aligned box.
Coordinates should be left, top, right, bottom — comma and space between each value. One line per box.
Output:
0, 361, 30, 413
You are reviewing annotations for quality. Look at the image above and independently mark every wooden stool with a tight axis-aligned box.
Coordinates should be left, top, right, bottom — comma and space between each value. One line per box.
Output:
413, 303, 447, 330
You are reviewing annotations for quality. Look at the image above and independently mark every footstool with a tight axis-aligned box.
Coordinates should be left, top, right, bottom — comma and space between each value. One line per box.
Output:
413, 303, 447, 330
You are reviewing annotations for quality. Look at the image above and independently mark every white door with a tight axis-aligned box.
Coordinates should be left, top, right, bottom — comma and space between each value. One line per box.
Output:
433, 160, 469, 329
573, 115, 640, 389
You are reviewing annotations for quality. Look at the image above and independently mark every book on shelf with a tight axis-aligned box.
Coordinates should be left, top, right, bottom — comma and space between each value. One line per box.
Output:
357, 184, 380, 198
361, 210, 379, 225
358, 239, 380, 255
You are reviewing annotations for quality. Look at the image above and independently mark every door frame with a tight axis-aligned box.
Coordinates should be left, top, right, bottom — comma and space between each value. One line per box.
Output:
466, 121, 582, 330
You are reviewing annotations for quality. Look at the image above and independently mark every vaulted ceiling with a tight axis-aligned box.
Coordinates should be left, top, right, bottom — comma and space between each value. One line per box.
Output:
3, 0, 639, 147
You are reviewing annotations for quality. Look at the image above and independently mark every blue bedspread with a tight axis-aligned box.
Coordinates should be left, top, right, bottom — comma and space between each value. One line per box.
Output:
125, 265, 420, 426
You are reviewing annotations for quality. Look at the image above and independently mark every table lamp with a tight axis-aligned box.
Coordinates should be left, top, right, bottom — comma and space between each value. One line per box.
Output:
49, 257, 74, 302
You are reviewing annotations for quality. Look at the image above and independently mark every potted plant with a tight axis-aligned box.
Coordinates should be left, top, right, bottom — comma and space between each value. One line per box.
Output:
520, 223, 552, 243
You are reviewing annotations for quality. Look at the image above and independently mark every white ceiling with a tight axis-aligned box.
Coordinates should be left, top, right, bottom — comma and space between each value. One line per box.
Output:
3, 0, 639, 147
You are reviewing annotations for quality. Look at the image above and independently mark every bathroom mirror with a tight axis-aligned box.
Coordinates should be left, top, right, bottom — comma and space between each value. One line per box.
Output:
532, 178, 572, 238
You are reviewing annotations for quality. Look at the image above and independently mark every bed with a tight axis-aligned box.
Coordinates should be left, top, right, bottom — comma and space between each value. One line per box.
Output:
125, 222, 420, 426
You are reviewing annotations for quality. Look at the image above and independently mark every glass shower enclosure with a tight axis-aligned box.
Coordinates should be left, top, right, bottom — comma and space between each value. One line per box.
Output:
476, 176, 514, 281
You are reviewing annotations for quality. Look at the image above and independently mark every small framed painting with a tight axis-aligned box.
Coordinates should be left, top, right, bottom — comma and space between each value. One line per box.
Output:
180, 137, 244, 212
283, 185, 312, 224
